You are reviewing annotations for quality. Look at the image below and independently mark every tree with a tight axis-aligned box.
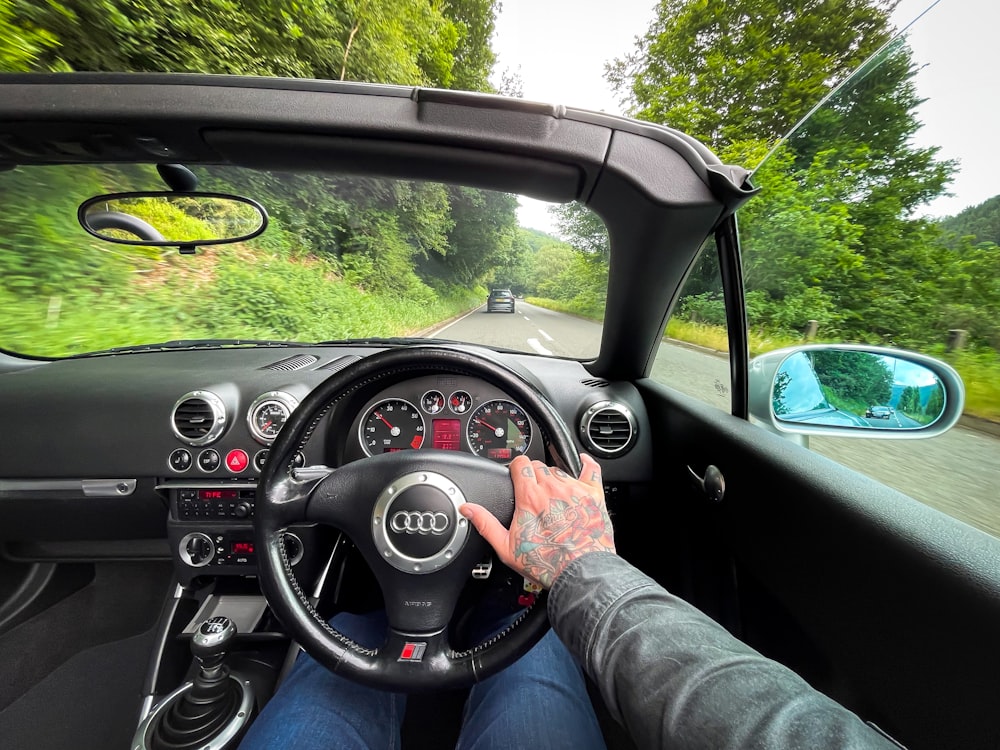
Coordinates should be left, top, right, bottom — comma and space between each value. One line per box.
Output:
551, 203, 610, 259
809, 350, 892, 407
607, 0, 898, 150
442, 0, 499, 93
8, 0, 472, 87
0, 0, 58, 71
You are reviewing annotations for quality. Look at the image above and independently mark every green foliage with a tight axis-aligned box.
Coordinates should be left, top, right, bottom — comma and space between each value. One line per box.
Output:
939, 195, 1000, 248
0, 0, 58, 71
519, 223, 610, 320
608, 0, 896, 149
809, 350, 892, 407
7, 0, 484, 87
442, 0, 499, 92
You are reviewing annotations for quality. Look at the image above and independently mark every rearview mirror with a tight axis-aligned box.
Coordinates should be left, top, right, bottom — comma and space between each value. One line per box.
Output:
78, 191, 267, 246
749, 344, 965, 441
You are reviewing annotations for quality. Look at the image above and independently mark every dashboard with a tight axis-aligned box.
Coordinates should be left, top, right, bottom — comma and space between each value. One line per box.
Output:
0, 344, 652, 578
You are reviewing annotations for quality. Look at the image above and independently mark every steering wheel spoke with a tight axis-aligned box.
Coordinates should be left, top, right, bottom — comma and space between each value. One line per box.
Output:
266, 466, 334, 526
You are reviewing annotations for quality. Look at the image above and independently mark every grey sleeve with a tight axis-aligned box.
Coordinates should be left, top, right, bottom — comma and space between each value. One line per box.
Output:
547, 552, 899, 750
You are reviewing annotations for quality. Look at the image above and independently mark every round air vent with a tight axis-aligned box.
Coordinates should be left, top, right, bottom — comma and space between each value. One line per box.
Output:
579, 401, 637, 456
171, 391, 227, 446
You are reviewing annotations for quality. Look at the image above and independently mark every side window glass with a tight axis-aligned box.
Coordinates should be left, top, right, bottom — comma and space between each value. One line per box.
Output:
741, 25, 1000, 539
651, 237, 732, 412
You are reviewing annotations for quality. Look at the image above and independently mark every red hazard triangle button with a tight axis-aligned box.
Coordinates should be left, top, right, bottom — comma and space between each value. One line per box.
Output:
225, 449, 249, 473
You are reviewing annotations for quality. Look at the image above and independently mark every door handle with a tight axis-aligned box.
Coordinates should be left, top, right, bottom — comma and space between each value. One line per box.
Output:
687, 464, 725, 503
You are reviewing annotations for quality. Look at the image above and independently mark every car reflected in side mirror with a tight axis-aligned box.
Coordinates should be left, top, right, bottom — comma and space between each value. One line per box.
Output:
749, 344, 964, 441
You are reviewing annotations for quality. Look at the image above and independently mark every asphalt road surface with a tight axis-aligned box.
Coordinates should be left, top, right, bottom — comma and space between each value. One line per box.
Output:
430, 302, 1000, 539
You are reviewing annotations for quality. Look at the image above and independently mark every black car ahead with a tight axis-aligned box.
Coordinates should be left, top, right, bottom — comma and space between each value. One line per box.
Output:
486, 288, 516, 313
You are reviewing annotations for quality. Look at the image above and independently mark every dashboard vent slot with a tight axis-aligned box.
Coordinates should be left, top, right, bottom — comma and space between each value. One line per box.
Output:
316, 354, 362, 372
579, 401, 637, 456
171, 391, 227, 446
581, 378, 609, 388
262, 354, 318, 371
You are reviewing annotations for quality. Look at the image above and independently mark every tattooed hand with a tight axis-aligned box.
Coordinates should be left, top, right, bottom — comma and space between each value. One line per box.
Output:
459, 453, 616, 589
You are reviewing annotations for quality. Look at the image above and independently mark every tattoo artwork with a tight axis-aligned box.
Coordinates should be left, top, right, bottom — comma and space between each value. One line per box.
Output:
511, 492, 615, 589
520, 466, 535, 477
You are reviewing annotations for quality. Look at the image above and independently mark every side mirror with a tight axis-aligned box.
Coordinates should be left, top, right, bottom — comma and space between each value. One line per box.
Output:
79, 191, 267, 247
749, 344, 964, 439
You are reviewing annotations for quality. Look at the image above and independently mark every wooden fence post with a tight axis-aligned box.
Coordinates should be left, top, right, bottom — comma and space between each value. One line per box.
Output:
946, 329, 968, 352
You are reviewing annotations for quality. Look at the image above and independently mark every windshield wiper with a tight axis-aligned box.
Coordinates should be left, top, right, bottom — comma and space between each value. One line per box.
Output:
73, 339, 307, 357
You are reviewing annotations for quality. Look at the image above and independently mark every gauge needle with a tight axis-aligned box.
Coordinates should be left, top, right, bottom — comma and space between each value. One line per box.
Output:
476, 417, 505, 437
375, 412, 394, 430
261, 421, 272, 431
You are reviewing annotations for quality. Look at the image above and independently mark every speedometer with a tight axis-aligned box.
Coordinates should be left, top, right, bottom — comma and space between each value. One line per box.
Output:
360, 399, 425, 456
466, 400, 531, 462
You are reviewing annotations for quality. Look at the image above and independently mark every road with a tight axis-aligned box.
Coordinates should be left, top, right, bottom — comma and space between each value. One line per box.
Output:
430, 302, 1000, 539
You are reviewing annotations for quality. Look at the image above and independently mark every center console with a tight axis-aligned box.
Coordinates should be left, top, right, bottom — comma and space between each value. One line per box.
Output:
136, 480, 346, 750
160, 481, 324, 585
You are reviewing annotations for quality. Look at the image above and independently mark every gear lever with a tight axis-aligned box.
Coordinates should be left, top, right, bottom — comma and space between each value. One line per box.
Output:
146, 616, 248, 750
192, 615, 238, 677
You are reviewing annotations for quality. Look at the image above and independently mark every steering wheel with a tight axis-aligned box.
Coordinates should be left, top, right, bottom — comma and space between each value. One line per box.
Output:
255, 346, 583, 692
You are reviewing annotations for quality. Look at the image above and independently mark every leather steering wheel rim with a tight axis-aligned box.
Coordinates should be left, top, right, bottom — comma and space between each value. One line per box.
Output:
255, 346, 583, 692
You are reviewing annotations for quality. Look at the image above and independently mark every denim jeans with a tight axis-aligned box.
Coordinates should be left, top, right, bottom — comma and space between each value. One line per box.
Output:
238, 610, 607, 750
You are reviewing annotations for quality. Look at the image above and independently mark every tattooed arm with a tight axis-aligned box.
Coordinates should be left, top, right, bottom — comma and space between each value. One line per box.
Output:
459, 453, 615, 589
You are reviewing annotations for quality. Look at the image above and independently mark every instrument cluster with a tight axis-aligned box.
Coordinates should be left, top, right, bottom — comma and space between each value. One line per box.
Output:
351, 375, 539, 464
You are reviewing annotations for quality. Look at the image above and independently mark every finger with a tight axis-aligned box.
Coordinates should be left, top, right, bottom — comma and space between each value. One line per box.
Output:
530, 460, 553, 478
459, 503, 513, 562
510, 455, 538, 496
578, 453, 603, 490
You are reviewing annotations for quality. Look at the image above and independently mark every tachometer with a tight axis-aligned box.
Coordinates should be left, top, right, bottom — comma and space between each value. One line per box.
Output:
360, 399, 425, 456
466, 400, 531, 462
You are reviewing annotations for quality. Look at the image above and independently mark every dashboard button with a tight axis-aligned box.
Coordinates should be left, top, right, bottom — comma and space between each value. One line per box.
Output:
169, 448, 192, 472
198, 449, 221, 472
253, 449, 269, 472
226, 449, 249, 473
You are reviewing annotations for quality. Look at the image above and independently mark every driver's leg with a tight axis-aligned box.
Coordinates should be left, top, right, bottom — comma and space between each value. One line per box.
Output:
457, 628, 607, 750
238, 611, 405, 750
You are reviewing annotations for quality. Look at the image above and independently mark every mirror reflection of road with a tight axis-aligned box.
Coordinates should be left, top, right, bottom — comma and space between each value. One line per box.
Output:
429, 302, 1000, 539
861, 411, 922, 429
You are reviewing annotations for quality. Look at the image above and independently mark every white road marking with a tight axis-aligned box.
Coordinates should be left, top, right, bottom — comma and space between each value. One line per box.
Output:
428, 306, 484, 338
527, 338, 553, 355
523, 316, 530, 321
538, 329, 553, 341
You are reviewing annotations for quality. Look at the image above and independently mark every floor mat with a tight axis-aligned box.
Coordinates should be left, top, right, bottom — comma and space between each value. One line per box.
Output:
0, 561, 171, 711
0, 627, 156, 750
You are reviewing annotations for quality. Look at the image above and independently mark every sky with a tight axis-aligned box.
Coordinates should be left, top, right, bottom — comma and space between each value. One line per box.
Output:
491, 0, 1000, 232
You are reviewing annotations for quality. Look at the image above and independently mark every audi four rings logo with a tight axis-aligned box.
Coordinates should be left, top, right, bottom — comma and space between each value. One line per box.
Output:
390, 510, 450, 535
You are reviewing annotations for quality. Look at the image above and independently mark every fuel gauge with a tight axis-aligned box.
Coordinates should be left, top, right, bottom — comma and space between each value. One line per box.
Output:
421, 390, 446, 414
448, 390, 473, 414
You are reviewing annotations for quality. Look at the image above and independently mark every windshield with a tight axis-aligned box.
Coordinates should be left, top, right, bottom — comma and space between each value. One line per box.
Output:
0, 164, 608, 359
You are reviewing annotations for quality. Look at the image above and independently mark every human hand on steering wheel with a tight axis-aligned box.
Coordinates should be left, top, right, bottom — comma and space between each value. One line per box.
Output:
460, 453, 616, 590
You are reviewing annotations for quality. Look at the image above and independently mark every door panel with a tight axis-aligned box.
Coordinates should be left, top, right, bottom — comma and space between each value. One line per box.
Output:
638, 378, 1000, 750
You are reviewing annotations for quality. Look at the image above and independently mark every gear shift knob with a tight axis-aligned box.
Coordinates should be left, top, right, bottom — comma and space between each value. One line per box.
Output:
191, 615, 237, 670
